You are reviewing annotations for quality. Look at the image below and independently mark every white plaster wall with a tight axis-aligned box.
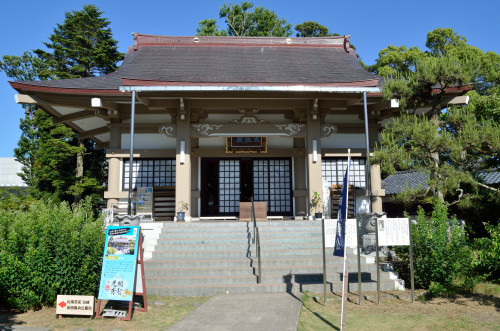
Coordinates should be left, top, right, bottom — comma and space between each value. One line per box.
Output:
268, 136, 293, 148
321, 134, 366, 149
325, 114, 364, 124
123, 114, 172, 123
121, 134, 176, 149
199, 137, 226, 148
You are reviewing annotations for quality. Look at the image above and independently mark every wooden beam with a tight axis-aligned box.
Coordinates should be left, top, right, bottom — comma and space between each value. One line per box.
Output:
15, 94, 37, 104
189, 99, 307, 110
78, 126, 109, 139
136, 94, 151, 106
53, 110, 94, 124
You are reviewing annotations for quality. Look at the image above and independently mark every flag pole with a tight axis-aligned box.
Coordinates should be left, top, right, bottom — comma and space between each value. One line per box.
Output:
340, 149, 351, 330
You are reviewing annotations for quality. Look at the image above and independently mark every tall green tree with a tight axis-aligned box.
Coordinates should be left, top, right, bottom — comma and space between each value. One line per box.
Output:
371, 28, 500, 232
34, 4, 123, 78
294, 21, 336, 37
0, 52, 53, 188
197, 1, 292, 37
0, 5, 123, 205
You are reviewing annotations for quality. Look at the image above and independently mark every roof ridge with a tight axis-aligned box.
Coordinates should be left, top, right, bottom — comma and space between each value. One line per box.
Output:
131, 33, 350, 50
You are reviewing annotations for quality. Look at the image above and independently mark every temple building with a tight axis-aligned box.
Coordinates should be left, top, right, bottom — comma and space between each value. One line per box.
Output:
10, 34, 428, 221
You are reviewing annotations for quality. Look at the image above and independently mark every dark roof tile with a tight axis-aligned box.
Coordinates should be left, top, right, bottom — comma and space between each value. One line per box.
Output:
12, 35, 379, 91
383, 169, 500, 195
383, 171, 429, 195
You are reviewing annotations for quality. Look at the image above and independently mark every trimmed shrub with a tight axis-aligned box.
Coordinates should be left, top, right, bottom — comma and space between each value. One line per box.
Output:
0, 198, 105, 311
395, 199, 470, 296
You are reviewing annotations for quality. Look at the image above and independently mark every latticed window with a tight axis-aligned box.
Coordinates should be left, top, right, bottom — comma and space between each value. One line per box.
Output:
123, 159, 176, 190
218, 160, 240, 213
322, 158, 366, 188
253, 159, 292, 214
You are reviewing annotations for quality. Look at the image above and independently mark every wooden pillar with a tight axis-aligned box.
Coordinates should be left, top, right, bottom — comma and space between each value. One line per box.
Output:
293, 138, 307, 217
190, 137, 199, 218
106, 124, 122, 209
175, 103, 191, 220
370, 164, 385, 214
306, 106, 323, 216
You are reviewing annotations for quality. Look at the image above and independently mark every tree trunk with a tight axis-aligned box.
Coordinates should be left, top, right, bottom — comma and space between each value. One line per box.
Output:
75, 139, 84, 204
431, 104, 445, 203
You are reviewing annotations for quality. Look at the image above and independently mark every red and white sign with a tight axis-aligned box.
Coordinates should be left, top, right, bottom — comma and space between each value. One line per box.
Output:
56, 295, 94, 316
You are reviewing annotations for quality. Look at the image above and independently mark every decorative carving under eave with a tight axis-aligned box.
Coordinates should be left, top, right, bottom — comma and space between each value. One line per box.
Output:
192, 124, 223, 136
275, 124, 305, 136
232, 111, 266, 124
159, 124, 176, 137
321, 125, 338, 137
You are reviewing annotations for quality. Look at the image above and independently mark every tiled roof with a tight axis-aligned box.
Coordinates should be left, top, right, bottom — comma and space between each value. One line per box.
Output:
479, 169, 500, 185
11, 34, 379, 92
383, 169, 500, 195
383, 171, 429, 195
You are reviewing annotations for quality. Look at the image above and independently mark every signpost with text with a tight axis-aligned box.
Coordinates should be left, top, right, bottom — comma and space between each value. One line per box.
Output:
95, 226, 147, 320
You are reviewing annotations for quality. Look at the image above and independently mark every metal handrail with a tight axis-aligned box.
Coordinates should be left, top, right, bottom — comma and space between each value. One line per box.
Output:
251, 197, 262, 283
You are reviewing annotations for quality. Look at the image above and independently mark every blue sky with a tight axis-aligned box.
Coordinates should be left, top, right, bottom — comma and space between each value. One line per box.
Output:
1, 0, 499, 157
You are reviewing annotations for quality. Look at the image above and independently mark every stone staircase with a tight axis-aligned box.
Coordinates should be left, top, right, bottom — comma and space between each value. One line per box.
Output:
144, 220, 404, 296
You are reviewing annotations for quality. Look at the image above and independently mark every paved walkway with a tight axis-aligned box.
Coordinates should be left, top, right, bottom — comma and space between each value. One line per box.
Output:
167, 292, 303, 331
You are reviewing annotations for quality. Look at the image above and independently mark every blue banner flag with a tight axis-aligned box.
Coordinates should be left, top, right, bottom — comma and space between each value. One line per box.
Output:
333, 160, 351, 257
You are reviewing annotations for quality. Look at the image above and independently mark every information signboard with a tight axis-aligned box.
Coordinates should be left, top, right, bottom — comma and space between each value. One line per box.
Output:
98, 226, 139, 301
324, 219, 357, 248
377, 218, 410, 246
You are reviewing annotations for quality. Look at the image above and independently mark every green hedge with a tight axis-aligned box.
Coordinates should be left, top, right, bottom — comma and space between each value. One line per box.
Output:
395, 200, 470, 296
0, 199, 105, 311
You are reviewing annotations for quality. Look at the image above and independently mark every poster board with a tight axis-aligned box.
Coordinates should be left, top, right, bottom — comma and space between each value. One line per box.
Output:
98, 226, 139, 301
324, 219, 358, 248
136, 187, 153, 218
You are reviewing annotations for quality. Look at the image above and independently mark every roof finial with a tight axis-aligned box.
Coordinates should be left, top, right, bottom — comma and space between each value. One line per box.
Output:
344, 35, 351, 53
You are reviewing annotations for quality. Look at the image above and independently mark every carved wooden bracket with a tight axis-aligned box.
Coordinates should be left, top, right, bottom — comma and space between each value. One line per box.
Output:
321, 124, 338, 137
158, 124, 177, 137
192, 124, 223, 136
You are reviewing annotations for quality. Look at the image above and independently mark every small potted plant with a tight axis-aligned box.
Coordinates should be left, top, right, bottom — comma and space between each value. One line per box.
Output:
177, 200, 189, 221
310, 191, 323, 220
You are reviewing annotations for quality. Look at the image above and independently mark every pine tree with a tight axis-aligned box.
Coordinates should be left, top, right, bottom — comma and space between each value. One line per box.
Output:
34, 4, 123, 78
0, 5, 124, 205
371, 28, 500, 233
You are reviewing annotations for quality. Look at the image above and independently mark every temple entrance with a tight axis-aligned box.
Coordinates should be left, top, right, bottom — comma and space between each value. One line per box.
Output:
240, 159, 253, 202
200, 158, 293, 217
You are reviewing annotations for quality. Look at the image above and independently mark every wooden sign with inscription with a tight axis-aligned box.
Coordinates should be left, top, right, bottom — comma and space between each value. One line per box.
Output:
239, 202, 267, 221
226, 137, 267, 153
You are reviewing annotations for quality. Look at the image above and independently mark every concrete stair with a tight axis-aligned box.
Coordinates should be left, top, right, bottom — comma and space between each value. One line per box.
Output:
144, 220, 404, 296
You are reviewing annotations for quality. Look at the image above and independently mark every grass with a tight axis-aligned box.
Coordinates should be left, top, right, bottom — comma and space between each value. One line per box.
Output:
0, 295, 209, 331
298, 285, 500, 331
1, 285, 499, 331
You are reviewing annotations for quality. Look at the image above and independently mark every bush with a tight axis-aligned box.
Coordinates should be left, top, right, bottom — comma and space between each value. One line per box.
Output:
0, 188, 36, 211
0, 198, 106, 311
472, 222, 500, 282
395, 199, 470, 295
